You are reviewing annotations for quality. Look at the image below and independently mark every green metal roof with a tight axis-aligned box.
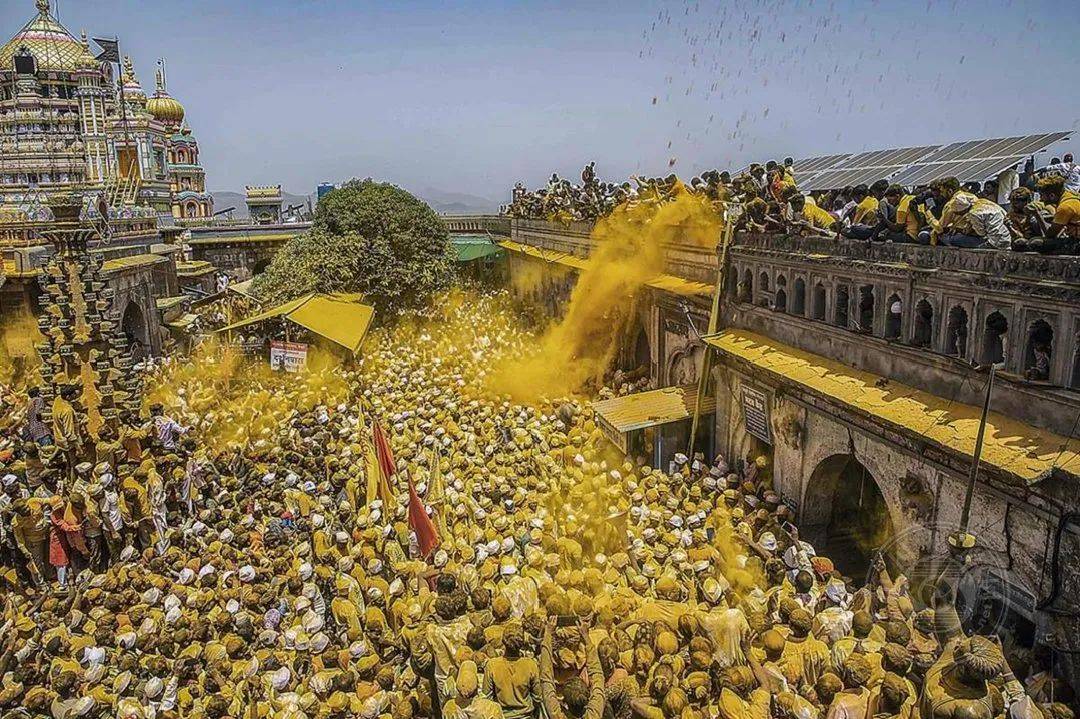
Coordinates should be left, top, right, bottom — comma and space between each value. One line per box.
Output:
452, 236, 502, 262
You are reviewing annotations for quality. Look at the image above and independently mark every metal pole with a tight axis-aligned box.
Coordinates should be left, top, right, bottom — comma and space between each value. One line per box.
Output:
687, 213, 735, 458
958, 364, 996, 534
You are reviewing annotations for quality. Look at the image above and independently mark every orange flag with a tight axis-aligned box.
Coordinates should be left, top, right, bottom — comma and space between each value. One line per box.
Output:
408, 478, 440, 559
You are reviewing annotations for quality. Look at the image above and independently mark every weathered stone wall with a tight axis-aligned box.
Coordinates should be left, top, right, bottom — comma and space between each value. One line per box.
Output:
714, 357, 1080, 683
108, 267, 164, 357
728, 234, 1080, 436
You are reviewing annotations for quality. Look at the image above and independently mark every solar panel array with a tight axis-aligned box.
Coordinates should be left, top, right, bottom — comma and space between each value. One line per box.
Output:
887, 132, 1073, 187
727, 132, 1070, 192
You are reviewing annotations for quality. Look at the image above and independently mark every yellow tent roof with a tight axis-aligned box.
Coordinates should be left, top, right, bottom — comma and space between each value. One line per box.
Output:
593, 384, 717, 433
704, 328, 1080, 485
497, 239, 711, 297
227, 278, 260, 301
217, 292, 375, 354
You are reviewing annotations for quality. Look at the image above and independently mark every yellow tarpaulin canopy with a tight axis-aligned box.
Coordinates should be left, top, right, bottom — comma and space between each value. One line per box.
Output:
218, 292, 375, 355
497, 239, 712, 297
593, 384, 716, 453
227, 278, 260, 302
704, 328, 1080, 485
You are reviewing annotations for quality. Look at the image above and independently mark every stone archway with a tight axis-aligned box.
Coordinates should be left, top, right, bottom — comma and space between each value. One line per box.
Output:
801, 453, 896, 578
667, 344, 704, 386
252, 257, 272, 275
121, 300, 149, 360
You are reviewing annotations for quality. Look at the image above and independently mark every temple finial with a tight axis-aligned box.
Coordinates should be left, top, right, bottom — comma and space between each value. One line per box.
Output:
36, 0, 50, 16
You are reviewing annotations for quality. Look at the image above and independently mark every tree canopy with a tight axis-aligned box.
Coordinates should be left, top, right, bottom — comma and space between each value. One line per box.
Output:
252, 179, 455, 314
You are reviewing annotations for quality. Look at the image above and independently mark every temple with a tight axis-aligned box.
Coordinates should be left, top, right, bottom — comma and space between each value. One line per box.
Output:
0, 1, 211, 218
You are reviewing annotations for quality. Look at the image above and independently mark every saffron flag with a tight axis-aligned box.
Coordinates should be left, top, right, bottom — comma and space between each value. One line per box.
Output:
363, 414, 395, 510
373, 421, 397, 480
408, 478, 440, 559
428, 447, 448, 540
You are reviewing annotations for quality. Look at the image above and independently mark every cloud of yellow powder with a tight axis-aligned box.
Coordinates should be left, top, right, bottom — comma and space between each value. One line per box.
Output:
488, 184, 721, 402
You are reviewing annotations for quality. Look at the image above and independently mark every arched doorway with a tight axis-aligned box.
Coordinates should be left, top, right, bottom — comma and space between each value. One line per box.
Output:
834, 285, 850, 328
857, 285, 874, 334
1023, 320, 1054, 381
792, 278, 806, 316
622, 324, 651, 374
885, 294, 903, 339
812, 283, 826, 320
121, 301, 149, 360
945, 306, 968, 358
981, 311, 1009, 366
801, 454, 895, 578
913, 299, 934, 348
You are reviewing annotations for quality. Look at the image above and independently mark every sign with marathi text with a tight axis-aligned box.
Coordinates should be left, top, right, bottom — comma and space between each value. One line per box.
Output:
270, 341, 308, 373
741, 386, 772, 445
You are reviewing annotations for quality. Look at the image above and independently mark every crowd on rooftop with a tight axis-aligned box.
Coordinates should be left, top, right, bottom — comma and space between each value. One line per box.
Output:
506, 157, 1080, 253
0, 292, 1074, 719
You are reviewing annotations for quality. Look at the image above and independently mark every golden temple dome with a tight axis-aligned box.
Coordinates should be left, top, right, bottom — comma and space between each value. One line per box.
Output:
148, 94, 185, 125
147, 68, 185, 125
0, 0, 88, 74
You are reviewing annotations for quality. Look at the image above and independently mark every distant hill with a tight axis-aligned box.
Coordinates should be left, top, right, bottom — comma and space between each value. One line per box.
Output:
412, 187, 502, 215
210, 185, 501, 219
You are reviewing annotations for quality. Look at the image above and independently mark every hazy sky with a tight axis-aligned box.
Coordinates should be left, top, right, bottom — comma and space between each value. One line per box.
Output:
5, 0, 1078, 202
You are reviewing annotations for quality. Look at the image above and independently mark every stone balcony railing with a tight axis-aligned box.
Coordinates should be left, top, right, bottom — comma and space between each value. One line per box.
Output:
509, 217, 718, 284
441, 214, 511, 235
733, 233, 1080, 290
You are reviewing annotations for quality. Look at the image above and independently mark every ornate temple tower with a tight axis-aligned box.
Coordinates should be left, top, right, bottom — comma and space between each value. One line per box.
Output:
0, 0, 104, 205
147, 61, 213, 219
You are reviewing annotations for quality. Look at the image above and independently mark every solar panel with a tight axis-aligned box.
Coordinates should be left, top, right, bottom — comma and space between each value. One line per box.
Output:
888, 131, 1072, 186
726, 132, 1069, 191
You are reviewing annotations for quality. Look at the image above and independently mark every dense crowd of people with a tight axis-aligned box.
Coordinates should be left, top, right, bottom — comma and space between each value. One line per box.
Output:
507, 157, 1080, 253
0, 291, 1074, 719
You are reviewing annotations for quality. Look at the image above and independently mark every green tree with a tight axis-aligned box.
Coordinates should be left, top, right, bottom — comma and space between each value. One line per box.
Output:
253, 179, 455, 313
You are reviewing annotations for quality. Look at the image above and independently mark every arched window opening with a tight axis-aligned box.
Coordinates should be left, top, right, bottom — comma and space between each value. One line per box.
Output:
857, 285, 875, 334
792, 278, 806, 316
737, 268, 753, 303
885, 294, 903, 340
758, 271, 771, 307
981, 311, 1009, 366
913, 300, 934, 348
812, 283, 826, 320
834, 285, 850, 328
726, 266, 740, 298
775, 288, 787, 313
945, 306, 968, 358
1024, 320, 1054, 381
1071, 341, 1080, 389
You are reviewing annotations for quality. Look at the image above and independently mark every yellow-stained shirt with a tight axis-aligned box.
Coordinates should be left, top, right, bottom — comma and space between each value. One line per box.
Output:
802, 202, 838, 230
51, 397, 78, 451
482, 656, 540, 719
853, 195, 879, 225
895, 195, 923, 239
1052, 190, 1080, 237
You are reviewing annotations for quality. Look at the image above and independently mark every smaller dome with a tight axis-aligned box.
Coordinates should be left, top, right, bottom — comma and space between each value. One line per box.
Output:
147, 93, 185, 125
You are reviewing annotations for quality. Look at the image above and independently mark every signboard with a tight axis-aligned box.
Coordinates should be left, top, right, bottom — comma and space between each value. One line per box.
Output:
270, 341, 308, 373
596, 414, 629, 454
741, 386, 772, 445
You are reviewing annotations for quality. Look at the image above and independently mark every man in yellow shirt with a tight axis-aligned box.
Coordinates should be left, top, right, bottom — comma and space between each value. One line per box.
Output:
787, 191, 840, 236
1029, 175, 1080, 252
841, 184, 882, 240
51, 385, 81, 476
11, 498, 48, 584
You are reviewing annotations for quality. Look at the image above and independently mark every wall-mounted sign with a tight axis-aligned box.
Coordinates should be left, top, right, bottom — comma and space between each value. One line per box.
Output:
270, 341, 308, 373
741, 385, 772, 445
